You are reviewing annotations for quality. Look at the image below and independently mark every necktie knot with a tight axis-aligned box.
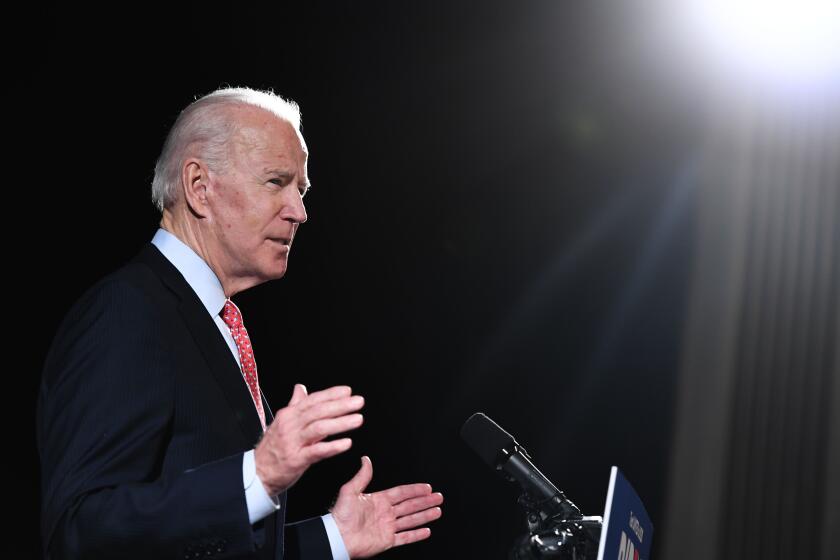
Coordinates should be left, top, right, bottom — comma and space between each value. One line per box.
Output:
221, 299, 243, 329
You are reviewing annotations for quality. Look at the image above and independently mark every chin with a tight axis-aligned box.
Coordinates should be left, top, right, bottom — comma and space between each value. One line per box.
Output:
266, 262, 289, 280
257, 253, 290, 281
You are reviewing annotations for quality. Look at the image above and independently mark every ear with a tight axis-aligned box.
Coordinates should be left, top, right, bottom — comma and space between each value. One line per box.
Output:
181, 158, 212, 218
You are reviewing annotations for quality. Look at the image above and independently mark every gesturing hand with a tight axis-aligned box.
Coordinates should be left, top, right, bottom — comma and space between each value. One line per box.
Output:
330, 456, 444, 559
254, 384, 365, 496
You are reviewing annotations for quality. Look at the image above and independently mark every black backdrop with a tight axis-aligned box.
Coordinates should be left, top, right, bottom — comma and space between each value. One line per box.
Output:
17, 2, 702, 558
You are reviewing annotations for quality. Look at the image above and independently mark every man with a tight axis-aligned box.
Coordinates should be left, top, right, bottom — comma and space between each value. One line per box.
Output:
37, 87, 443, 559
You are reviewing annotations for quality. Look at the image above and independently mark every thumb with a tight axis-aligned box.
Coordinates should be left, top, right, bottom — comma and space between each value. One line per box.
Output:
343, 456, 373, 495
288, 383, 308, 406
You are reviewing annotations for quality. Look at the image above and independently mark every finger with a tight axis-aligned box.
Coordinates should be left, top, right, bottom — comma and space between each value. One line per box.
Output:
394, 507, 442, 532
393, 492, 444, 517
301, 414, 364, 443
382, 483, 433, 505
288, 383, 308, 406
298, 385, 354, 408
394, 527, 432, 547
304, 438, 353, 463
342, 455, 373, 495
300, 395, 365, 425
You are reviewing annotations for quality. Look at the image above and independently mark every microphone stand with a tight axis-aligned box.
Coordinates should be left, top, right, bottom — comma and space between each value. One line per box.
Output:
510, 491, 602, 560
502, 448, 602, 560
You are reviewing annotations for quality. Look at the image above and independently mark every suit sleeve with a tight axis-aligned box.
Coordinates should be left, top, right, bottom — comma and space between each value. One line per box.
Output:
285, 518, 334, 560
37, 277, 258, 559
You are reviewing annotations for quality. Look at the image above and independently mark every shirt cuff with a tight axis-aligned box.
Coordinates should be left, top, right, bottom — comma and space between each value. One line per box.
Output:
321, 513, 350, 560
243, 449, 281, 524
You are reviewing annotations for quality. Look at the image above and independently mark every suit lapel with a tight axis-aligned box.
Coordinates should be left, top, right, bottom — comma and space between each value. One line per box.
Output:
261, 388, 275, 424
132, 243, 265, 442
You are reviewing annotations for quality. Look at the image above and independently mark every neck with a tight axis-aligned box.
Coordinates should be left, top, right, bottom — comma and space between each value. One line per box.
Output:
159, 209, 252, 298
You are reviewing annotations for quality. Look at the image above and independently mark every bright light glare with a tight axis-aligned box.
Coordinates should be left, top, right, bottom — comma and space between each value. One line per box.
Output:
681, 0, 840, 89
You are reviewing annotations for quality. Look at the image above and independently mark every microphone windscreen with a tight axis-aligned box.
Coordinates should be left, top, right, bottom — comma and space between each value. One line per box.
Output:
460, 412, 517, 467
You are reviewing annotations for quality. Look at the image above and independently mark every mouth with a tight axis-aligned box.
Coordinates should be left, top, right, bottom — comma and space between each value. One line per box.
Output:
269, 237, 291, 247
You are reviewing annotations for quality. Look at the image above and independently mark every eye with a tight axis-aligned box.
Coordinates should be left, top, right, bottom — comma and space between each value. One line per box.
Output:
268, 177, 309, 198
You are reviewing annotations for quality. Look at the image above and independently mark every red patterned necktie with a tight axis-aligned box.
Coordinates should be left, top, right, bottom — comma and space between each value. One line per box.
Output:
221, 298, 267, 430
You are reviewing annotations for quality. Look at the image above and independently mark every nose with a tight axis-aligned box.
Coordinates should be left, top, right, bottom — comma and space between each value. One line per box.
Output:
283, 190, 308, 224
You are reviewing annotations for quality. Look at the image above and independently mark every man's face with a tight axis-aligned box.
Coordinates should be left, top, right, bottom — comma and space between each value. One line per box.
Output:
205, 108, 309, 289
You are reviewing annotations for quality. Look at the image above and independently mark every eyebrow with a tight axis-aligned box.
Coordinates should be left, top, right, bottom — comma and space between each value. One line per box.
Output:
264, 168, 294, 177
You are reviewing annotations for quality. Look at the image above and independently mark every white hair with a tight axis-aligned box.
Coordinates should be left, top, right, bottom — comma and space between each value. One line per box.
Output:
151, 86, 302, 213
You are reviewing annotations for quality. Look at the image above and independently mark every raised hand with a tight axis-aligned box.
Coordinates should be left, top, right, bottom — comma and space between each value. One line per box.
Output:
254, 384, 365, 496
330, 456, 444, 558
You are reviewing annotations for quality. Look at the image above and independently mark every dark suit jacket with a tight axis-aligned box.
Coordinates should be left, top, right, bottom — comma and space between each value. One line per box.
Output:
37, 242, 333, 560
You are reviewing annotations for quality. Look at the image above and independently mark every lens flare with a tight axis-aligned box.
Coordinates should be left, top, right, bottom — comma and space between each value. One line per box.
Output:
680, 0, 840, 90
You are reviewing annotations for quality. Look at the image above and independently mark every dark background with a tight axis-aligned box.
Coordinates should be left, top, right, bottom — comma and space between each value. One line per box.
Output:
17, 2, 704, 558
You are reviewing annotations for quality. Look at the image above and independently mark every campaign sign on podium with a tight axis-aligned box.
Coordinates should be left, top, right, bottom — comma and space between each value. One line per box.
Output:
596, 467, 653, 560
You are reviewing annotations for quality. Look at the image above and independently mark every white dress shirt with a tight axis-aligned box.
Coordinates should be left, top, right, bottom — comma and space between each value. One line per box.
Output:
151, 228, 349, 560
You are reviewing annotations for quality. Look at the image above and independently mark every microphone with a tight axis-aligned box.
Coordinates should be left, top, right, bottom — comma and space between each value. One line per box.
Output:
460, 412, 582, 521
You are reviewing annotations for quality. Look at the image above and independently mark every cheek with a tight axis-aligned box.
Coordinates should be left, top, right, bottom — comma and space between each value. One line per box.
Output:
220, 190, 263, 234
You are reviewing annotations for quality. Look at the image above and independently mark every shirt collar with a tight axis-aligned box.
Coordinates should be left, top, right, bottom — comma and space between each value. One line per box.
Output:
151, 227, 227, 317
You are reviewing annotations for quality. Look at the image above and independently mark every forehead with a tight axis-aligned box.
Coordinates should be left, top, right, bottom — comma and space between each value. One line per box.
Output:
231, 106, 308, 163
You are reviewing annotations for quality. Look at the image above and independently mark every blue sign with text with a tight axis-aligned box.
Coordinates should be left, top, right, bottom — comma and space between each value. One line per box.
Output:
596, 467, 654, 560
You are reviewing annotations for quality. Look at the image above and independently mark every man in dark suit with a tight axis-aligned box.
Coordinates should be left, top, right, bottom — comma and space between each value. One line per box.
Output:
36, 87, 443, 559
